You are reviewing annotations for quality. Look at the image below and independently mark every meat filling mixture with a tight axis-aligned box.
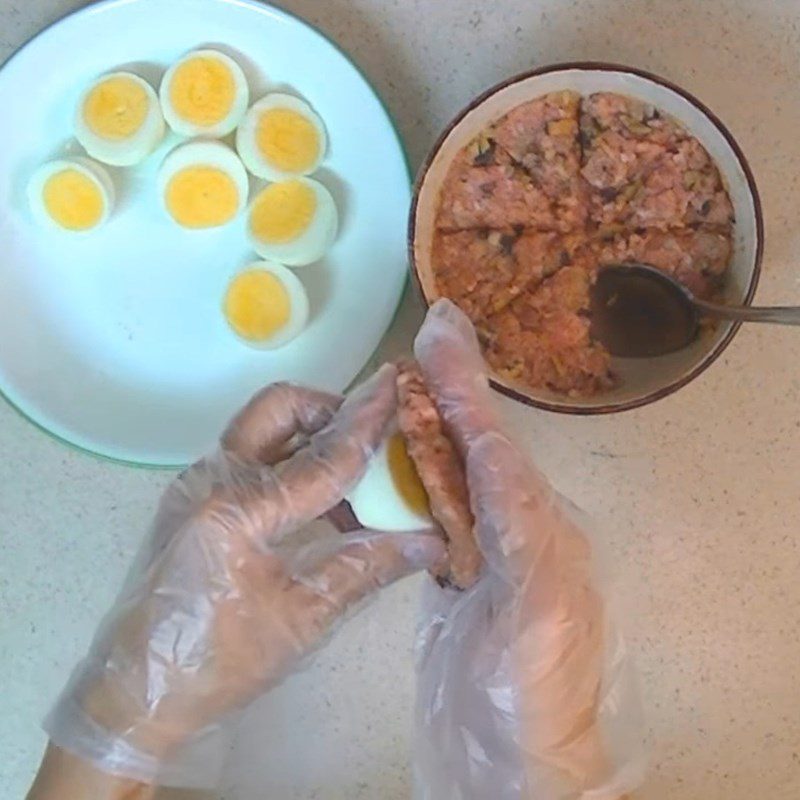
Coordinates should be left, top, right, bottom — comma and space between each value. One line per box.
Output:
396, 360, 482, 589
433, 91, 734, 396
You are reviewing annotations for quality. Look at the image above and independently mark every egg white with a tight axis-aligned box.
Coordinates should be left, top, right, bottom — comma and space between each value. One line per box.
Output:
160, 49, 250, 138
75, 72, 165, 167
223, 260, 309, 349
348, 428, 434, 533
157, 140, 249, 228
247, 177, 338, 266
236, 93, 328, 181
27, 157, 114, 233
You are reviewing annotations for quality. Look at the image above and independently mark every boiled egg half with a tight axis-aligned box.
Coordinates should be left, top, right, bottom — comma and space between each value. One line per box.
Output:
247, 177, 337, 266
223, 261, 309, 348
27, 157, 114, 233
158, 141, 249, 229
160, 49, 249, 138
348, 429, 433, 532
75, 72, 165, 166
236, 93, 327, 181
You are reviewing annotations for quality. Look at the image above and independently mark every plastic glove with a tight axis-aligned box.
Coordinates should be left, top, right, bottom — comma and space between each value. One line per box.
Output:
412, 300, 644, 800
43, 366, 445, 788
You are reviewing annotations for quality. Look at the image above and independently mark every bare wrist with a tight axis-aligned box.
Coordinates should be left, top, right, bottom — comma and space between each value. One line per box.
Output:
27, 743, 156, 800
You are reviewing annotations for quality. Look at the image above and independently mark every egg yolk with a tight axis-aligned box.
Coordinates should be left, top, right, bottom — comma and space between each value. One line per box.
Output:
256, 107, 320, 173
42, 169, 104, 231
169, 57, 236, 126
249, 180, 317, 244
165, 167, 239, 228
83, 76, 149, 140
224, 269, 291, 341
387, 433, 430, 516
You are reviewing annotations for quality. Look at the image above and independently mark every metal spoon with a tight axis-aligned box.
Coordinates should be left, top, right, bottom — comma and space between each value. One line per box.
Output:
589, 263, 800, 358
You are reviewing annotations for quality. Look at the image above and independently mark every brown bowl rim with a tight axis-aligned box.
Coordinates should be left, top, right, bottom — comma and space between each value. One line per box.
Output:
408, 60, 764, 415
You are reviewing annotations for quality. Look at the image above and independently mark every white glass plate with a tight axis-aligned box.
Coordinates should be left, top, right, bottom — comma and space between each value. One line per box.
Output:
0, 0, 410, 466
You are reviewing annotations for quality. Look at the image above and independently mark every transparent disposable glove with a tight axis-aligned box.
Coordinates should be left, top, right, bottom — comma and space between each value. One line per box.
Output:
44, 365, 444, 788
412, 300, 645, 800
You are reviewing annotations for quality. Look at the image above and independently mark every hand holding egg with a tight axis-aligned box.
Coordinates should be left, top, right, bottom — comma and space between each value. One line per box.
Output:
42, 365, 444, 784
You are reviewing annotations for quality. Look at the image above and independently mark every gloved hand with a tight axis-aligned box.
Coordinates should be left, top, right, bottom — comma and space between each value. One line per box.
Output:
43, 365, 445, 788
412, 300, 644, 800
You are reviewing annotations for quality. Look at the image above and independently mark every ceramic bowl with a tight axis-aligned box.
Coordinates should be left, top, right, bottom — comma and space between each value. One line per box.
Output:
409, 62, 763, 413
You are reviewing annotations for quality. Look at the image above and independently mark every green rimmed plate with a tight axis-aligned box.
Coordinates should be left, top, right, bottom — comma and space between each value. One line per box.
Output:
0, 0, 410, 467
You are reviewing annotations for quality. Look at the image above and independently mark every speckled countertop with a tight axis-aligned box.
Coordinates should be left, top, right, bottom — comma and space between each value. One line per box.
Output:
2, 1, 800, 798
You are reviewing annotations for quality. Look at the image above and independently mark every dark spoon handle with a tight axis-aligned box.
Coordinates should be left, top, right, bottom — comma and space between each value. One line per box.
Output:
695, 299, 800, 325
